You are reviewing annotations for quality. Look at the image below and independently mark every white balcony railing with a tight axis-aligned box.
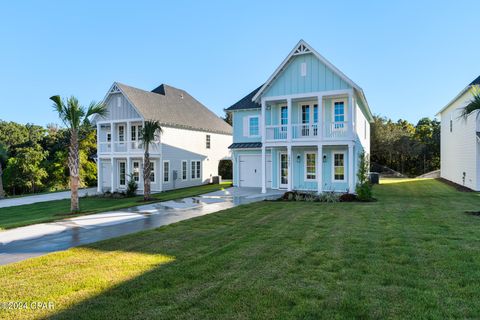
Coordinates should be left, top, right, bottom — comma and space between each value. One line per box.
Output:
292, 123, 319, 139
266, 125, 287, 141
265, 122, 350, 141
98, 141, 160, 154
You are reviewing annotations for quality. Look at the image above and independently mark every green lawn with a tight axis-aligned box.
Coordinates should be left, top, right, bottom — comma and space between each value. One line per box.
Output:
0, 183, 231, 230
1, 178, 480, 319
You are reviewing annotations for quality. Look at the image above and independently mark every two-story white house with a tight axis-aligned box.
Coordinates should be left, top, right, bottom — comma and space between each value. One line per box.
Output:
93, 82, 232, 193
437, 76, 480, 191
226, 40, 373, 193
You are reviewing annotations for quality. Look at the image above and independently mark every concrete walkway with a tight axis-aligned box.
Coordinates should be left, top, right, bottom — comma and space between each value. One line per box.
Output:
0, 188, 98, 208
0, 187, 283, 265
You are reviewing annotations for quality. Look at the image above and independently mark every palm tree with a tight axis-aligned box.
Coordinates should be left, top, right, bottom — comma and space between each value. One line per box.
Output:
140, 120, 162, 201
460, 86, 480, 119
50, 95, 107, 212
0, 143, 7, 199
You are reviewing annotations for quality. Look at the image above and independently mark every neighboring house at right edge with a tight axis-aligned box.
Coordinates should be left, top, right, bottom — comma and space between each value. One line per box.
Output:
226, 40, 373, 193
437, 75, 480, 191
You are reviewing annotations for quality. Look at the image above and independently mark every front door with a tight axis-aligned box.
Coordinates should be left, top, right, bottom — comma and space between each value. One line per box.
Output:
279, 152, 288, 189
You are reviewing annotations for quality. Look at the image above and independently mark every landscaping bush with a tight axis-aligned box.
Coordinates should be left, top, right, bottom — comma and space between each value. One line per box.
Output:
356, 151, 374, 201
126, 174, 138, 197
218, 160, 232, 179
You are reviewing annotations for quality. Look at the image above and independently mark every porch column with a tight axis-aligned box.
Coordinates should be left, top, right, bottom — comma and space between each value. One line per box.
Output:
261, 99, 267, 193
97, 158, 102, 193
348, 143, 354, 193
110, 157, 114, 192
127, 156, 131, 181
287, 145, 292, 191
348, 91, 355, 139
110, 121, 115, 153
126, 121, 131, 152
317, 95, 324, 140
317, 144, 323, 194
287, 98, 292, 141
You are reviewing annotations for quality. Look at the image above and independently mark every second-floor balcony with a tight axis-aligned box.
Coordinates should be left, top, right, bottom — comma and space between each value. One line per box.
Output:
98, 140, 160, 154
265, 121, 351, 142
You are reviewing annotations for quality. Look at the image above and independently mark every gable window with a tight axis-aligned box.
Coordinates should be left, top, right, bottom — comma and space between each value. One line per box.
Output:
182, 160, 188, 180
191, 160, 201, 179
133, 161, 140, 182
150, 161, 156, 183
450, 117, 453, 133
305, 153, 316, 180
248, 117, 259, 137
116, 96, 122, 107
206, 135, 211, 149
333, 101, 345, 129
333, 152, 345, 181
119, 161, 126, 186
162, 161, 169, 183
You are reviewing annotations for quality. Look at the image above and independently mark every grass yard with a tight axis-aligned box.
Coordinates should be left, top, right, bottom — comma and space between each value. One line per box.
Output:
0, 183, 231, 230
1, 178, 480, 319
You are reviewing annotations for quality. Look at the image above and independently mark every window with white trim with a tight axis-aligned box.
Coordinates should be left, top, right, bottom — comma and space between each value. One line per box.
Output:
280, 106, 288, 132
163, 161, 169, 183
182, 161, 187, 180
116, 96, 122, 107
249, 117, 259, 136
119, 161, 126, 186
334, 101, 345, 129
118, 125, 125, 142
300, 62, 307, 76
150, 161, 155, 183
333, 153, 345, 181
305, 153, 316, 180
206, 135, 211, 149
133, 161, 140, 182
191, 160, 201, 179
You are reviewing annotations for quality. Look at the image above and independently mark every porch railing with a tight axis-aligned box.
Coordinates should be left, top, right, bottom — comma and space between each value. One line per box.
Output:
98, 141, 160, 154
265, 122, 350, 141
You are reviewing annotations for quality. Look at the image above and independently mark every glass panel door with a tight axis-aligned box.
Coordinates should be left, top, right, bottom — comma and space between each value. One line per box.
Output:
280, 153, 288, 188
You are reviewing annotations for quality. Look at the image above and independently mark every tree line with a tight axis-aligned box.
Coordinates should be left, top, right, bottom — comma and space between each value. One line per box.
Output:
371, 115, 440, 176
0, 120, 97, 196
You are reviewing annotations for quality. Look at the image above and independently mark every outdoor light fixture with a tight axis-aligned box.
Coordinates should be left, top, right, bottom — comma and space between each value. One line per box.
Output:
296, 154, 301, 163
323, 155, 327, 163
266, 105, 271, 110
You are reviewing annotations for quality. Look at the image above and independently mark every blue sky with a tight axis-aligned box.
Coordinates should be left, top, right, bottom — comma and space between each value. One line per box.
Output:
1, 1, 479, 126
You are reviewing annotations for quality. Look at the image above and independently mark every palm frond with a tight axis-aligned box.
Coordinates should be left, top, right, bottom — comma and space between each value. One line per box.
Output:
50, 95, 69, 126
460, 86, 480, 119
85, 101, 108, 121
140, 120, 163, 146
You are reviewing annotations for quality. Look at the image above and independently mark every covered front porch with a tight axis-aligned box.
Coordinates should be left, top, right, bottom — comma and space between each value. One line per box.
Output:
261, 143, 355, 193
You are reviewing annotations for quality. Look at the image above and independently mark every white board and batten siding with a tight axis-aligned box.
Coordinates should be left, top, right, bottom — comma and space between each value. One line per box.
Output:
440, 89, 480, 191
160, 126, 232, 191
102, 93, 142, 121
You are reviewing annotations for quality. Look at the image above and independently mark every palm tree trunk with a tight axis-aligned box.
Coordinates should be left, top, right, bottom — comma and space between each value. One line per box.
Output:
143, 149, 151, 201
69, 129, 80, 212
0, 162, 5, 199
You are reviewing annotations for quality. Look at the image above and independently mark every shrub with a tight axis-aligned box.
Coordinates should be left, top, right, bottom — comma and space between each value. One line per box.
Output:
218, 160, 232, 179
126, 174, 138, 197
356, 151, 374, 201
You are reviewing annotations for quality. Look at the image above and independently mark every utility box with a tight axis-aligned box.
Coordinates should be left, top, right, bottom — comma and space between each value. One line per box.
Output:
212, 176, 222, 184
369, 172, 379, 185
173, 170, 178, 181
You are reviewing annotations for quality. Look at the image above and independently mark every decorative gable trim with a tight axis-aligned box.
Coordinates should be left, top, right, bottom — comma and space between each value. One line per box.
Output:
251, 39, 372, 122
109, 84, 121, 94
293, 43, 311, 55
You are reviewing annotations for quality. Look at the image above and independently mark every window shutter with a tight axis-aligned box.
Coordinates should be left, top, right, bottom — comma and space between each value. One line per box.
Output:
243, 116, 249, 137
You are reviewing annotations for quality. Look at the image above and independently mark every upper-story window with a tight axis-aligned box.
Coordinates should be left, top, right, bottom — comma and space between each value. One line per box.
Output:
301, 105, 310, 124
300, 62, 307, 77
248, 116, 259, 136
116, 96, 122, 107
280, 106, 288, 129
206, 135, 211, 148
118, 125, 125, 142
333, 100, 345, 129
313, 104, 318, 123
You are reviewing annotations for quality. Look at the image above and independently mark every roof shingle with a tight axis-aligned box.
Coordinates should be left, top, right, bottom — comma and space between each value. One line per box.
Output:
116, 82, 232, 135
225, 85, 263, 111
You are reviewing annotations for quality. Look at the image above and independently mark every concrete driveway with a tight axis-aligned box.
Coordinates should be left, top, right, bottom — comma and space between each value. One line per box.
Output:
0, 188, 98, 208
0, 187, 283, 265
